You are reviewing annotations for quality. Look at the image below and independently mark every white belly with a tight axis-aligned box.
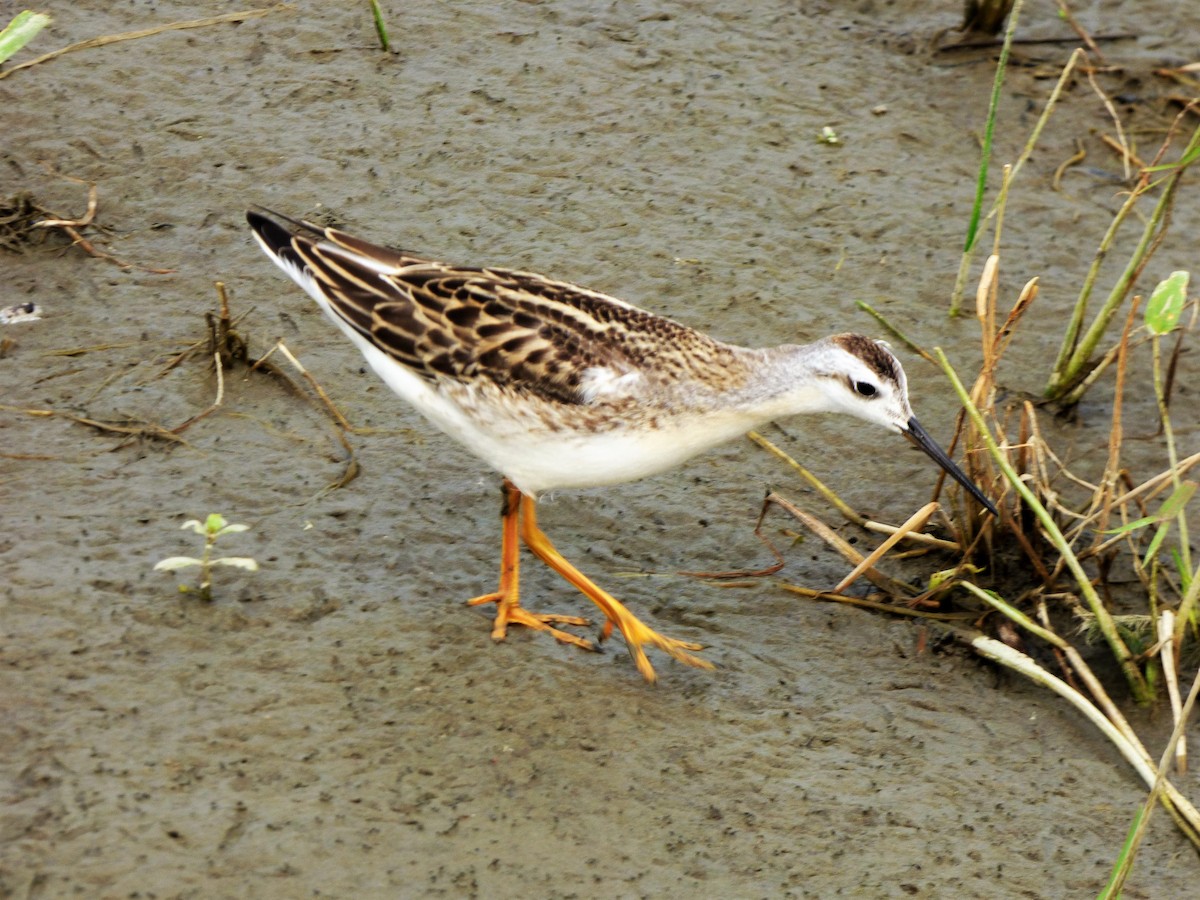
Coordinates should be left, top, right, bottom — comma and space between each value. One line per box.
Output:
347, 330, 756, 495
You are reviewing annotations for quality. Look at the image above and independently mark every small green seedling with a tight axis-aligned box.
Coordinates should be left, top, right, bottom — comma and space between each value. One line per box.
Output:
155, 513, 259, 601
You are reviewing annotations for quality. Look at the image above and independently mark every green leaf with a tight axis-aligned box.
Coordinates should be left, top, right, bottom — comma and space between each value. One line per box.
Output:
0, 10, 52, 65
211, 556, 259, 571
215, 523, 250, 537
1143, 143, 1200, 173
204, 513, 228, 534
1103, 482, 1196, 535
1142, 522, 1170, 564
1104, 515, 1158, 536
927, 563, 983, 592
154, 556, 201, 571
1144, 270, 1189, 336
1160, 481, 1197, 517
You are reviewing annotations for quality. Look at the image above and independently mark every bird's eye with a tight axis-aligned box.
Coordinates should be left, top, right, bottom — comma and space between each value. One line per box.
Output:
852, 379, 877, 397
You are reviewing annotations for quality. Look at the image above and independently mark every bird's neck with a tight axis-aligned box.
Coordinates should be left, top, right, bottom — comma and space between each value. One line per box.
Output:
725, 344, 836, 422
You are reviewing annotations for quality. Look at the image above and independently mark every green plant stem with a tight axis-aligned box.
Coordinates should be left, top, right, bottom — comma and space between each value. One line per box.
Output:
1151, 335, 1192, 578
1100, 661, 1200, 896
949, 0, 1024, 316
1047, 186, 1143, 396
950, 39, 1078, 316
935, 348, 1152, 702
368, 0, 389, 52
199, 531, 216, 597
1047, 120, 1200, 399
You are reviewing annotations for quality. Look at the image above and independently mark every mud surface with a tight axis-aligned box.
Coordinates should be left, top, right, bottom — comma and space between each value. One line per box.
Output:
3, 2, 1199, 897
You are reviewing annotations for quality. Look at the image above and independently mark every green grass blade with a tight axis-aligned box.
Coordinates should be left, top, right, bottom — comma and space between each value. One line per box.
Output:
368, 0, 389, 52
960, 0, 1023, 256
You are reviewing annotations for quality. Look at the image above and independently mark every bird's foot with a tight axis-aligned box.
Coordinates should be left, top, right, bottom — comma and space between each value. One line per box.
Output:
600, 611, 713, 683
467, 590, 597, 652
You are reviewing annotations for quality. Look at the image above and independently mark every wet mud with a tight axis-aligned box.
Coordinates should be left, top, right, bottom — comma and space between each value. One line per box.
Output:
3, 2, 1198, 896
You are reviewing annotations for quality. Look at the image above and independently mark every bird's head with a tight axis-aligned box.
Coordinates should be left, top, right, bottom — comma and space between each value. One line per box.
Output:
812, 334, 996, 516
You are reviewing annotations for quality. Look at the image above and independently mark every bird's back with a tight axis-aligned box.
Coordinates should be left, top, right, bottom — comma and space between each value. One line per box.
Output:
247, 209, 749, 411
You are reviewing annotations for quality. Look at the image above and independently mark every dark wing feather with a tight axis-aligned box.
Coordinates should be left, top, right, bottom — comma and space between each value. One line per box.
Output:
250, 209, 742, 405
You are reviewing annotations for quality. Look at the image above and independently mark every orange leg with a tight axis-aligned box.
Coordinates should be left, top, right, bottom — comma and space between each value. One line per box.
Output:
467, 480, 595, 652
518, 490, 713, 683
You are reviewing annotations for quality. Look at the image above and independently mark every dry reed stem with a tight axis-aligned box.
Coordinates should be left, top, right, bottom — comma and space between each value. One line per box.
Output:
746, 430, 865, 526
1089, 299, 1139, 549
0, 6, 286, 80
833, 502, 938, 594
1159, 609, 1187, 774
780, 584, 979, 621
250, 340, 360, 491
862, 520, 960, 551
254, 339, 354, 433
761, 492, 915, 596
166, 353, 224, 437
1086, 68, 1134, 180
993, 277, 1038, 358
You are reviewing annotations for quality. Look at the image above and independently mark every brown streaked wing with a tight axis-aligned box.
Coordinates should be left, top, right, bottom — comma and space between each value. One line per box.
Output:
294, 223, 744, 406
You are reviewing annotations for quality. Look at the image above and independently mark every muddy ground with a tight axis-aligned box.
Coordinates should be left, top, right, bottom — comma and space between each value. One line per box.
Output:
3, 1, 1199, 897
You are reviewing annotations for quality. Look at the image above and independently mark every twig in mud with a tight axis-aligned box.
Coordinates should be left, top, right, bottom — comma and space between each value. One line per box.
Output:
32, 179, 98, 229
678, 490, 785, 580
251, 339, 360, 490
1053, 0, 1107, 62
1052, 140, 1086, 193
1099, 133, 1146, 172
746, 430, 866, 526
760, 491, 917, 597
43, 340, 155, 357
166, 353, 225, 437
155, 282, 252, 380
0, 403, 188, 445
206, 282, 248, 369
0, 5, 286, 80
781, 583, 980, 621
1084, 62, 1133, 180
253, 340, 354, 432
14, 171, 175, 273
833, 502, 938, 594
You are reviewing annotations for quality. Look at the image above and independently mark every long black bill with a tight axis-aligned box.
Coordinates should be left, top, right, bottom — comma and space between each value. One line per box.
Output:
903, 417, 997, 516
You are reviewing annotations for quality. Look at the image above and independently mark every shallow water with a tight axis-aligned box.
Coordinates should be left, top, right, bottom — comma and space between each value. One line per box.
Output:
3, 2, 1198, 896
